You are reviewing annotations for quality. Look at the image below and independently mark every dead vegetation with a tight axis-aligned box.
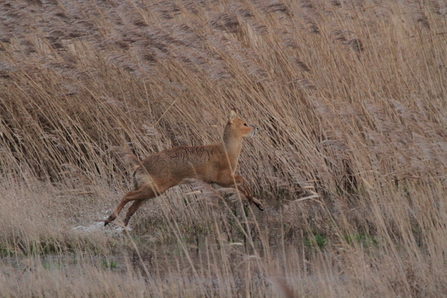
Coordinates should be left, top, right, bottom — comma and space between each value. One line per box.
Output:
1, 0, 447, 296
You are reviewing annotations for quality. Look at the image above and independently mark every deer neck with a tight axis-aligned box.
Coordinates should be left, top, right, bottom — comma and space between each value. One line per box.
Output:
222, 130, 243, 171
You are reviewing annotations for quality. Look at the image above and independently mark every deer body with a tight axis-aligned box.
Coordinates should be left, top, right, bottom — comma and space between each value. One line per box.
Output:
104, 110, 263, 227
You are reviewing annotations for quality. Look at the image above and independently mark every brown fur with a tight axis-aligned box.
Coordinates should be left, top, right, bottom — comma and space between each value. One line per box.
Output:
104, 110, 264, 227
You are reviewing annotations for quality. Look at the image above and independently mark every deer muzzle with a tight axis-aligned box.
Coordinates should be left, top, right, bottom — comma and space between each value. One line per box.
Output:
250, 125, 258, 137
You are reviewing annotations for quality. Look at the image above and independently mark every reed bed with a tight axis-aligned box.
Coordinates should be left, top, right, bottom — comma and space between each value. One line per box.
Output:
1, 0, 447, 296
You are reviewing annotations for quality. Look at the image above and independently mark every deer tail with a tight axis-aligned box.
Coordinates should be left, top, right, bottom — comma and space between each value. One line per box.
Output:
109, 146, 141, 167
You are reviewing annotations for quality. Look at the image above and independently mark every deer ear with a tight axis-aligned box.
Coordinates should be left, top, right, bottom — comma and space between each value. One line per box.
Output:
229, 110, 238, 123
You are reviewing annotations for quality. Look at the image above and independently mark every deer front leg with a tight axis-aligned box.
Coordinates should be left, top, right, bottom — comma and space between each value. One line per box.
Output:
233, 175, 264, 211
216, 171, 264, 211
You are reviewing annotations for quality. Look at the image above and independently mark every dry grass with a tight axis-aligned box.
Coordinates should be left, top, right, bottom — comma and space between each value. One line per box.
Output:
1, 0, 447, 296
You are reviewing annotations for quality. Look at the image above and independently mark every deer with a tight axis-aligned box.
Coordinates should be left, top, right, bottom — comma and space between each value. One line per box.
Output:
104, 110, 264, 227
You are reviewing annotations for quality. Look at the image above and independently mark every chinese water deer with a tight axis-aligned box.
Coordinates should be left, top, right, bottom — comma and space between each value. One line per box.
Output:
104, 110, 264, 227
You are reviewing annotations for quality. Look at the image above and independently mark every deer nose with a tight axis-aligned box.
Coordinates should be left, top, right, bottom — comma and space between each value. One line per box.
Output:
250, 125, 258, 136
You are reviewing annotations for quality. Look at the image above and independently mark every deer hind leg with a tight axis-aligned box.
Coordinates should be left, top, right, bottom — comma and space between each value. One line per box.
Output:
123, 199, 147, 226
104, 185, 158, 226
